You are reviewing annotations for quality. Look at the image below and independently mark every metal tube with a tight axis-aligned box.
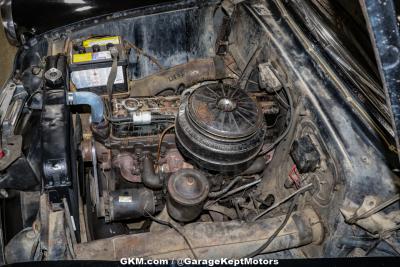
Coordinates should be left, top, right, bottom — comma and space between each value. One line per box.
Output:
74, 208, 323, 260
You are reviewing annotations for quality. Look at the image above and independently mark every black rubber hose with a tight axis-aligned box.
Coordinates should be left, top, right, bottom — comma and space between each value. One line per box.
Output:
208, 176, 244, 198
240, 157, 266, 175
141, 155, 163, 190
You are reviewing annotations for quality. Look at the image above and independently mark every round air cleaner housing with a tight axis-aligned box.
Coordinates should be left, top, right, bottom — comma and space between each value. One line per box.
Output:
175, 83, 266, 173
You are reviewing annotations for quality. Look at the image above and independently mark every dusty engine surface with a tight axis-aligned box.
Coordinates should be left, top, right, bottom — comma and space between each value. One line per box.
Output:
176, 83, 267, 172
91, 82, 282, 224
3, 0, 400, 262
110, 96, 179, 138
65, 38, 284, 226
0, 30, 334, 262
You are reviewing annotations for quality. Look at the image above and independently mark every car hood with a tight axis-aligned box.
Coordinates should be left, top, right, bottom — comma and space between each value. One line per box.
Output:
0, 0, 179, 45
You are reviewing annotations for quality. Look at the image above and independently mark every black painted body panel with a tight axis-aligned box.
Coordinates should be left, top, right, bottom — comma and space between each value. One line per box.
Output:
11, 0, 177, 40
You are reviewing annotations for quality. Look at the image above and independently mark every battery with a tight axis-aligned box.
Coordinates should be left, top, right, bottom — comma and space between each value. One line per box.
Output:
69, 36, 128, 95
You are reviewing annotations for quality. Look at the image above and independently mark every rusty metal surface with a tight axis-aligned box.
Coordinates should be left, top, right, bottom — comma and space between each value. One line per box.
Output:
47, 211, 68, 260
80, 139, 92, 162
159, 149, 193, 173
112, 153, 141, 183
129, 57, 238, 97
110, 91, 277, 141
112, 96, 181, 117
75, 208, 323, 260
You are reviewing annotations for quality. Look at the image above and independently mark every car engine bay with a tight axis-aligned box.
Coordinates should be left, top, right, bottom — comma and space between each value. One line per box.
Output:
0, 0, 399, 262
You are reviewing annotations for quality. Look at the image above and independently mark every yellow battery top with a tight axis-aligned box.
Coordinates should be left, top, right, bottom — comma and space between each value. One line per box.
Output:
72, 53, 93, 63
82, 36, 120, 48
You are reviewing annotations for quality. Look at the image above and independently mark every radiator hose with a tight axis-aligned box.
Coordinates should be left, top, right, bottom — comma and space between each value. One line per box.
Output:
67, 91, 109, 140
67, 92, 105, 123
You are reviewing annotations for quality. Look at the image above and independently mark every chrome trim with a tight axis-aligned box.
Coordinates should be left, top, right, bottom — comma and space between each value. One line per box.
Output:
0, 0, 18, 45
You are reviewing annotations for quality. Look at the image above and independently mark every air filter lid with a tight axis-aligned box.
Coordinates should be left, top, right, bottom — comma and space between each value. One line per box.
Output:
187, 84, 263, 139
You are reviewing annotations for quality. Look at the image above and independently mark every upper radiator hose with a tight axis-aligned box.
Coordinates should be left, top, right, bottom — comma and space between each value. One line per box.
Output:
67, 92, 105, 123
